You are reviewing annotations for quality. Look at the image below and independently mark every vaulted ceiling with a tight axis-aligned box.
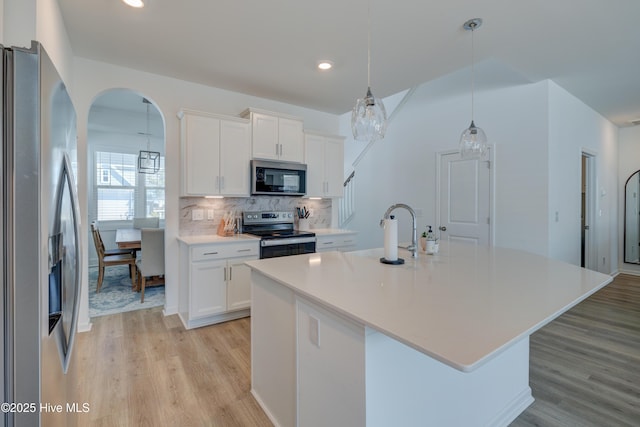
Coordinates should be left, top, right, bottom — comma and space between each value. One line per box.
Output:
59, 0, 640, 127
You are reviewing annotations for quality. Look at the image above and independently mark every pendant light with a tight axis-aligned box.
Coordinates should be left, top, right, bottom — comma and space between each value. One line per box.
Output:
459, 18, 488, 159
138, 98, 160, 174
351, 0, 387, 142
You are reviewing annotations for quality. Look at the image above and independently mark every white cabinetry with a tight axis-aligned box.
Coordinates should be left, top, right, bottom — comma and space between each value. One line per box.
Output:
241, 108, 304, 163
305, 132, 344, 198
179, 109, 250, 197
316, 232, 357, 252
179, 239, 258, 329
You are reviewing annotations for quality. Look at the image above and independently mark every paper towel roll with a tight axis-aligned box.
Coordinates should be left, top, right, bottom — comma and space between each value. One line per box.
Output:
383, 218, 398, 261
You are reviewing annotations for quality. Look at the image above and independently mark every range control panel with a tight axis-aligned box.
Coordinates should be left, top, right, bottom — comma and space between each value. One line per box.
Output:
243, 211, 294, 225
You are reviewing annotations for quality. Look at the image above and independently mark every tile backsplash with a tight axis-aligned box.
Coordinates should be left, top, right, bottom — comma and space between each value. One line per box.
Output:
180, 196, 332, 236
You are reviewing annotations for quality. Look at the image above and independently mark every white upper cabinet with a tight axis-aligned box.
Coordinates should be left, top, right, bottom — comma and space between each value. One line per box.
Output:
304, 132, 344, 198
242, 108, 304, 163
219, 119, 251, 195
179, 109, 250, 197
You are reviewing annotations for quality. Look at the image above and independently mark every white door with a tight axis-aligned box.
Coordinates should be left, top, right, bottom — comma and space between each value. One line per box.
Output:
581, 152, 597, 269
438, 151, 491, 246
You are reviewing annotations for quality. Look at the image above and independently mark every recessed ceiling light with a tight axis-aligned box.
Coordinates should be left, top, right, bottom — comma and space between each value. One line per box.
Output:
122, 0, 145, 8
317, 60, 334, 71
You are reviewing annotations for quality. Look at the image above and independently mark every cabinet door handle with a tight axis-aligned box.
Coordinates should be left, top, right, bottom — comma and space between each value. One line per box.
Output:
275, 143, 279, 156
229, 266, 232, 281
323, 241, 334, 245
204, 251, 219, 255
237, 248, 252, 252
224, 266, 227, 281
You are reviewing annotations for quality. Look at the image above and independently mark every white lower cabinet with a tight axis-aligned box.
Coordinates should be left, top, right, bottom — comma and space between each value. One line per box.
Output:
179, 240, 258, 329
227, 259, 252, 311
190, 259, 227, 318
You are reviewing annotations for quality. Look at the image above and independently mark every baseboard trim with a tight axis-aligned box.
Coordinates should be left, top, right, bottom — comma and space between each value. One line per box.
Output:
251, 389, 282, 427
77, 320, 93, 333
486, 387, 534, 427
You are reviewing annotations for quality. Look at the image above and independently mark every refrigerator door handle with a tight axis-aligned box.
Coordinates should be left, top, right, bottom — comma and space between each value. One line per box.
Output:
51, 154, 83, 373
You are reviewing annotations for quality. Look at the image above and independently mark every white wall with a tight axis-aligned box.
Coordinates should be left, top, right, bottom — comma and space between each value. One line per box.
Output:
341, 79, 618, 274
547, 81, 618, 273
341, 80, 550, 256
2, 0, 35, 47
35, 0, 74, 85
71, 57, 341, 329
2, 0, 73, 87
618, 125, 640, 275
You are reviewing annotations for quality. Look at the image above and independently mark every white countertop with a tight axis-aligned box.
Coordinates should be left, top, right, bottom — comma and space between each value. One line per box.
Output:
178, 229, 354, 245
177, 234, 260, 245
245, 241, 612, 372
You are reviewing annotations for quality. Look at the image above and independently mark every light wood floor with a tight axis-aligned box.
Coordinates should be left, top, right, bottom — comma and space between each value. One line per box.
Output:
74, 310, 272, 426
75, 274, 640, 426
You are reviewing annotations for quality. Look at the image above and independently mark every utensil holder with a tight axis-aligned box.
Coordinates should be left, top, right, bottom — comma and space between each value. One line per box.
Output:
297, 218, 310, 231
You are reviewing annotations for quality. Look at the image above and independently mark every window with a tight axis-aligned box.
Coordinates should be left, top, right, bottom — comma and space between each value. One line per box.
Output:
144, 157, 165, 219
94, 151, 165, 221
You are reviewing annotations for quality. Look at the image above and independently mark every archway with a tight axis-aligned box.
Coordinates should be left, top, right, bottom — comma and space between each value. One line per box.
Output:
86, 88, 166, 317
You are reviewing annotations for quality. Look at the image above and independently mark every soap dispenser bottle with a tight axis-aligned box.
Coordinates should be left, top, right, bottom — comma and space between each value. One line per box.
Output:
426, 225, 435, 241
426, 226, 436, 254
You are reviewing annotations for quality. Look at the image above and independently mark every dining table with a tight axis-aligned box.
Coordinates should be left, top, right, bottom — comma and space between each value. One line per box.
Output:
115, 228, 141, 250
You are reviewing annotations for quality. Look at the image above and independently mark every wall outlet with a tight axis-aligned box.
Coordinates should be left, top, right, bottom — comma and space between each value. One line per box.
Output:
207, 209, 214, 220
192, 209, 204, 221
309, 315, 320, 347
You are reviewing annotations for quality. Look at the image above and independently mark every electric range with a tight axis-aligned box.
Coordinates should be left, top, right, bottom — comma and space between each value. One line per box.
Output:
243, 211, 316, 258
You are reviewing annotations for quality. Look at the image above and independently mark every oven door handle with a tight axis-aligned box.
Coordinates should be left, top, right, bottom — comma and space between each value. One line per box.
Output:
261, 237, 317, 247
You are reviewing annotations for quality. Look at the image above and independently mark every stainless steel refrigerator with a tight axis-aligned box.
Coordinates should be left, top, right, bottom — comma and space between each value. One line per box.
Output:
2, 41, 82, 427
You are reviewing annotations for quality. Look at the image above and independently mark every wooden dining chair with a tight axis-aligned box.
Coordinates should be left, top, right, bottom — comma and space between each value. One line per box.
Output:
90, 222, 137, 292
136, 228, 165, 302
90, 221, 136, 257
133, 217, 159, 229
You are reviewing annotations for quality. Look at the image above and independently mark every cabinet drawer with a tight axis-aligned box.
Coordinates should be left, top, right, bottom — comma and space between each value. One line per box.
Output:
191, 243, 259, 261
316, 234, 357, 250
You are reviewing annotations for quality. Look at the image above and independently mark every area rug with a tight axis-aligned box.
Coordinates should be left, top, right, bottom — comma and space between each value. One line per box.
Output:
88, 265, 165, 318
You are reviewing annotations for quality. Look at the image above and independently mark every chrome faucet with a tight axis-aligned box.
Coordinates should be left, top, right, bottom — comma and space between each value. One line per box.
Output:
380, 203, 418, 258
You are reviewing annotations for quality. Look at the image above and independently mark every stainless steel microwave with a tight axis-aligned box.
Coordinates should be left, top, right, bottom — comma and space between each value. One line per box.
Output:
251, 160, 307, 196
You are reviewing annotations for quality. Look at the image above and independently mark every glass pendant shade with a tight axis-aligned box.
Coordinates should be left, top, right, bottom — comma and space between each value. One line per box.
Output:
138, 150, 160, 174
459, 120, 488, 159
352, 87, 387, 142
137, 97, 160, 174
459, 18, 488, 160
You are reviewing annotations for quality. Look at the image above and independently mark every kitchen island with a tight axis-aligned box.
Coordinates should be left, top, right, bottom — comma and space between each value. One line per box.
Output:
246, 242, 612, 427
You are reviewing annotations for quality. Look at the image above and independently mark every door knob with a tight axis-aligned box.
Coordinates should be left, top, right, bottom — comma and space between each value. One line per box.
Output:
439, 226, 447, 231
